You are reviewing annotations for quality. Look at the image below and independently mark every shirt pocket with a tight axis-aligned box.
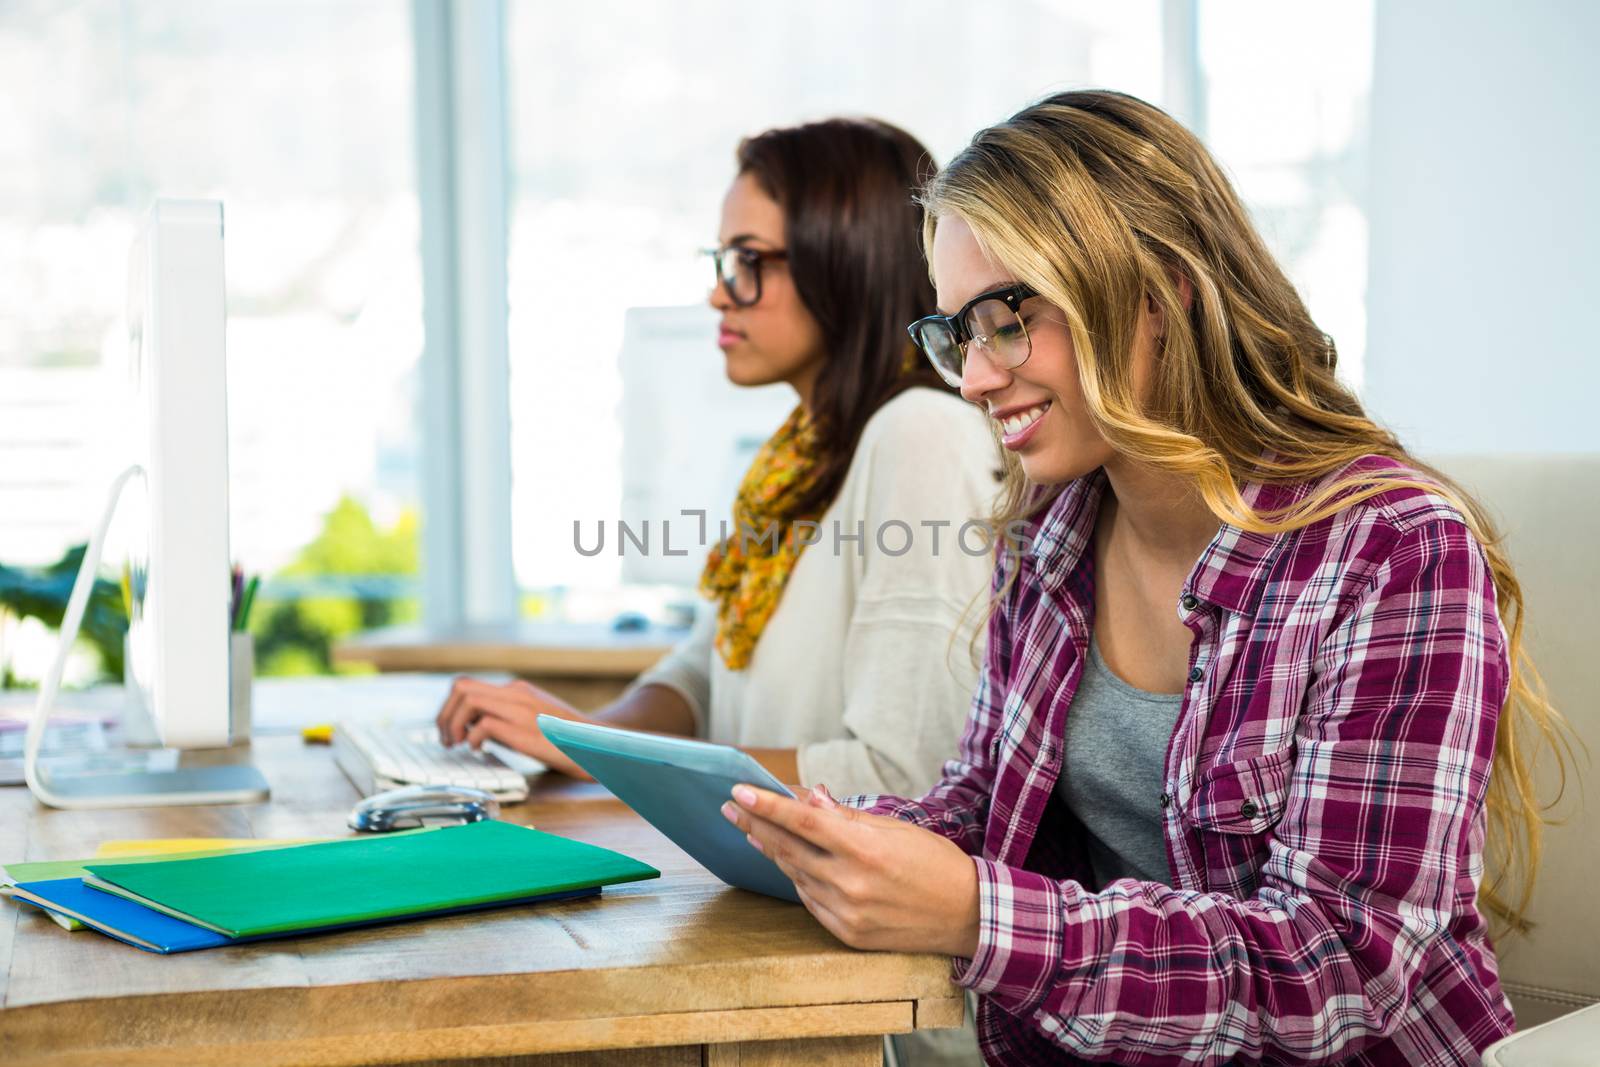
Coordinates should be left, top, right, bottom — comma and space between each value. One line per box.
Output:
1182, 747, 1295, 890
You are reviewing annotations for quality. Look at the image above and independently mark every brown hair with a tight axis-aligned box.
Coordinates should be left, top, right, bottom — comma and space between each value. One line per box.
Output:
925, 89, 1576, 934
737, 118, 951, 519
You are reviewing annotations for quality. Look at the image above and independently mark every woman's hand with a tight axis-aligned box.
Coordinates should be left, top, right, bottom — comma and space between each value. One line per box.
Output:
434, 677, 594, 779
722, 783, 980, 959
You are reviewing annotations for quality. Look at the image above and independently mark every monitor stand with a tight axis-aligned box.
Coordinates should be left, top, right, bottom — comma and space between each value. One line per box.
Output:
24, 464, 271, 810
29, 683, 269, 808
30, 760, 271, 809
28, 686, 271, 809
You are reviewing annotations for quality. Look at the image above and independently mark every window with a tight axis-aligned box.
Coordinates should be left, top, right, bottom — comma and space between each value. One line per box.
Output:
0, 1, 423, 680
504, 0, 1164, 603
1198, 0, 1374, 390
0, 2, 1379, 673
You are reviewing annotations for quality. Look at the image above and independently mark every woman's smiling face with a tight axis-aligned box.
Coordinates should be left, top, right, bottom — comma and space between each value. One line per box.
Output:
933, 214, 1112, 486
931, 213, 1172, 486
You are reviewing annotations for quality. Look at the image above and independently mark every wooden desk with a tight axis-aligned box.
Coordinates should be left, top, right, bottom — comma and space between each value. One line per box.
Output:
332, 622, 686, 710
0, 677, 961, 1066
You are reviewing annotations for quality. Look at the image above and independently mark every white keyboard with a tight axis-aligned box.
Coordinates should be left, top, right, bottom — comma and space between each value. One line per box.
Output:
333, 720, 543, 802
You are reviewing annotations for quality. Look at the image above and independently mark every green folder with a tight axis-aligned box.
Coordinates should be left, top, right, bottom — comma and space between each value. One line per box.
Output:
82, 821, 659, 938
2, 837, 355, 932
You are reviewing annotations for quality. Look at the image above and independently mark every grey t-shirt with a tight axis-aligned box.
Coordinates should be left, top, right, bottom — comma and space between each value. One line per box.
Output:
1056, 638, 1184, 889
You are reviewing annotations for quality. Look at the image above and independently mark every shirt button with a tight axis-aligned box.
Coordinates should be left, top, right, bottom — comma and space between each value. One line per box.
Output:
1240, 800, 1259, 819
1188, 665, 1204, 683
1159, 792, 1170, 810
1180, 594, 1199, 612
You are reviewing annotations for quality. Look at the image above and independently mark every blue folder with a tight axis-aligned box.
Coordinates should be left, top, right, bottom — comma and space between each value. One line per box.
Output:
12, 877, 600, 954
13, 878, 230, 952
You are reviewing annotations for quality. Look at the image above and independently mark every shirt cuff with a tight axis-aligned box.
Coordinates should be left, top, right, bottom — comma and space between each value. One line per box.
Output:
953, 858, 1093, 1017
846, 793, 916, 818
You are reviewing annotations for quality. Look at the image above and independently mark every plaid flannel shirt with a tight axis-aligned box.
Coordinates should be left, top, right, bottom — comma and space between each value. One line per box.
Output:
857, 458, 1514, 1065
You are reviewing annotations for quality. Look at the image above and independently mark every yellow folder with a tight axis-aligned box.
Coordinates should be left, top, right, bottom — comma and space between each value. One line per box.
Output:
93, 837, 323, 858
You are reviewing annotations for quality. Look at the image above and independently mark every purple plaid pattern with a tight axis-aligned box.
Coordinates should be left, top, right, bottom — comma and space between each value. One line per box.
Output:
856, 458, 1515, 1065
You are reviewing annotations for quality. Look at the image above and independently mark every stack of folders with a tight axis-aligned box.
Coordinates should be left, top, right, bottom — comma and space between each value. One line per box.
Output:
1, 822, 658, 954
1, 836, 330, 932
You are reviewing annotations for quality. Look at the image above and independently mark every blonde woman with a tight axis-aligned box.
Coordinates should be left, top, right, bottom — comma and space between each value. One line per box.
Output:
725, 91, 1571, 1065
438, 118, 996, 801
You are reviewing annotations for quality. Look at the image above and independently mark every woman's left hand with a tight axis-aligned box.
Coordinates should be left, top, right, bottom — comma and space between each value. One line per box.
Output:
722, 784, 981, 959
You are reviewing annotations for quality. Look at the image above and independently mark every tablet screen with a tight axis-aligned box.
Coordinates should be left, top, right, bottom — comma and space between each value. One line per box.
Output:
539, 717, 799, 902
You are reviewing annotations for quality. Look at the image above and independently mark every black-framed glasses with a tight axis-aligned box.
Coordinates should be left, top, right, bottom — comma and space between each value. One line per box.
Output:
702, 245, 789, 308
906, 283, 1038, 388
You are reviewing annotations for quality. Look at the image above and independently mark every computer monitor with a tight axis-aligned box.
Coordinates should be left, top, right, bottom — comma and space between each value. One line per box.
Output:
23, 199, 270, 809
617, 306, 793, 588
123, 199, 235, 749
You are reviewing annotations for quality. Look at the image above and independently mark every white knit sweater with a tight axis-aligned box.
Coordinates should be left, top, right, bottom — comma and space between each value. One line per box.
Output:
630, 386, 999, 796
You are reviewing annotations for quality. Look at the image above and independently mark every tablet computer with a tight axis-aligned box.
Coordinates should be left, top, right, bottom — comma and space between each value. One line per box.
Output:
537, 716, 800, 903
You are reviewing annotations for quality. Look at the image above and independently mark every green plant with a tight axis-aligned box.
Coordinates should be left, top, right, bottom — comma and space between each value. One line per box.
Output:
0, 546, 128, 687
0, 497, 420, 685
252, 497, 420, 677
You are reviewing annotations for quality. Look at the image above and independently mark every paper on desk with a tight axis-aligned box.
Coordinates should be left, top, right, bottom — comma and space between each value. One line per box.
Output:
0, 709, 116, 730
0, 884, 78, 930
0, 745, 178, 788
94, 837, 323, 858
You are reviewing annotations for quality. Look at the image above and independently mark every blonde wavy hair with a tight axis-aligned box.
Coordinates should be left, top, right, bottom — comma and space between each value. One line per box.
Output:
927, 90, 1574, 934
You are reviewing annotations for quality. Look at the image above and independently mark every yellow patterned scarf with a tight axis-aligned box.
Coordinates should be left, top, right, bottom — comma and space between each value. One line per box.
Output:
699, 405, 821, 670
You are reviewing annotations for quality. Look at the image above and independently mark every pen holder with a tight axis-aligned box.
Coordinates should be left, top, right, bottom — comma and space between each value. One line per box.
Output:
230, 631, 253, 745
119, 630, 253, 747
